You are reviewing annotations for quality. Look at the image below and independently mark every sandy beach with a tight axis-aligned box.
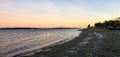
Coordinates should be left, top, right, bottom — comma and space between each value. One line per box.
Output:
14, 28, 120, 57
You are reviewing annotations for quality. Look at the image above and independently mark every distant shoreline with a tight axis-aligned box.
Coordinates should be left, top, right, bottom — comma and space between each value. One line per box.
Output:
0, 28, 81, 30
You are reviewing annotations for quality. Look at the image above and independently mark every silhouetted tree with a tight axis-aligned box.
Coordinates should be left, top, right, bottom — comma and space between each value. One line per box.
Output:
94, 17, 120, 29
87, 24, 90, 28
95, 22, 104, 28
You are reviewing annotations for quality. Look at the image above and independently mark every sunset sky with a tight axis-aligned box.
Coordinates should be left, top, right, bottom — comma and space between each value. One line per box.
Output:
0, 0, 120, 28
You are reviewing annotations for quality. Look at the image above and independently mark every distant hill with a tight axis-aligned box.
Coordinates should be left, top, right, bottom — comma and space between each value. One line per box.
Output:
0, 27, 83, 30
0, 28, 41, 30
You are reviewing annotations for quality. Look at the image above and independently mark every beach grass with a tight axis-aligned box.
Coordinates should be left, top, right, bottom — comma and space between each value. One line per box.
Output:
102, 30, 120, 56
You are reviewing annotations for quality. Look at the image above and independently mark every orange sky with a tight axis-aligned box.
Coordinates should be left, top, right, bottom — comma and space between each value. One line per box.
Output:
0, 0, 120, 28
0, 11, 98, 28
0, 13, 89, 28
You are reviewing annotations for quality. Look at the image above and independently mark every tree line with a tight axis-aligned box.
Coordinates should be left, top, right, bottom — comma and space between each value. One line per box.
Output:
94, 17, 120, 29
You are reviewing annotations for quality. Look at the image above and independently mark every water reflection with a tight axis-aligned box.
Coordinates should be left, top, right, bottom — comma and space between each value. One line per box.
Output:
0, 29, 80, 57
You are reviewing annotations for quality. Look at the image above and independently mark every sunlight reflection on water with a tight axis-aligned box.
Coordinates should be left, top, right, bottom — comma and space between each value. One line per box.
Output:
0, 29, 81, 57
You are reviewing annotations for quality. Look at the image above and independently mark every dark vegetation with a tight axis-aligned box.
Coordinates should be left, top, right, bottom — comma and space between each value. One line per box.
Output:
94, 17, 120, 30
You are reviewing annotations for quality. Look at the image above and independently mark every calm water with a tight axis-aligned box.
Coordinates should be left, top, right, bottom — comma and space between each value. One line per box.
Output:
0, 29, 81, 57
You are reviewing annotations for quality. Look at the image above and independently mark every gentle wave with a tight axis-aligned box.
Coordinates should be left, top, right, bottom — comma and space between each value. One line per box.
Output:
0, 29, 81, 57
